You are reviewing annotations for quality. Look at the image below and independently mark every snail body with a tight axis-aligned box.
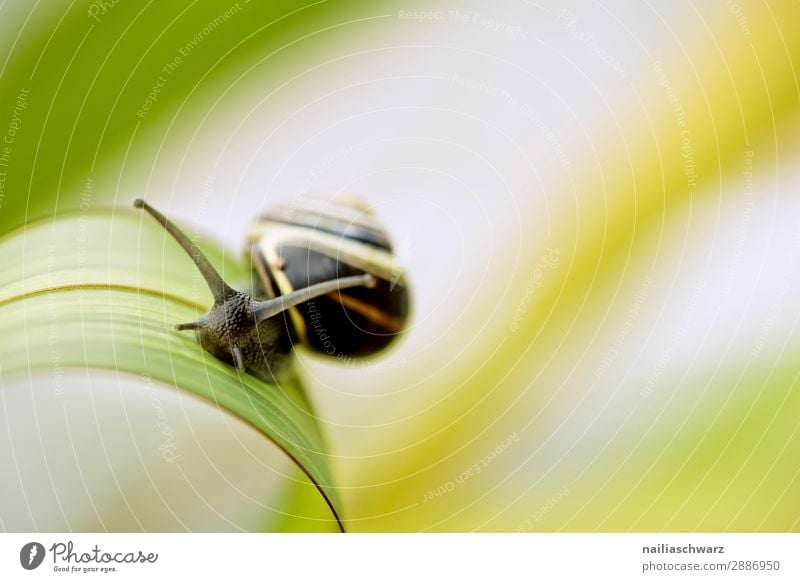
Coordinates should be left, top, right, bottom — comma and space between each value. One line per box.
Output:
134, 196, 410, 380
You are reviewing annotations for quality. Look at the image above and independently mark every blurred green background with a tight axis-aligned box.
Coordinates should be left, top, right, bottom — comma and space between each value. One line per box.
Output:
1, 0, 799, 531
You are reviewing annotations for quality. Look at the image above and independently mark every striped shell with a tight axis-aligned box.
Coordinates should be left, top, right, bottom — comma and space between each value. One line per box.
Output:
247, 195, 410, 358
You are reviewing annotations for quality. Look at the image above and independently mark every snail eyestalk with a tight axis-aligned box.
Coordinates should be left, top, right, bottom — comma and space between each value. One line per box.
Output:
231, 345, 245, 371
175, 320, 206, 331
252, 274, 375, 323
134, 198, 237, 303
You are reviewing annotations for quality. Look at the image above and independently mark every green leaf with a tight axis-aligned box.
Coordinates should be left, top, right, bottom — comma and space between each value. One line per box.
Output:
0, 209, 345, 532
0, 0, 398, 234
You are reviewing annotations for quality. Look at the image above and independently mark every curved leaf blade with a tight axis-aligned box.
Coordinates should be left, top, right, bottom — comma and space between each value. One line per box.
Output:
0, 210, 345, 532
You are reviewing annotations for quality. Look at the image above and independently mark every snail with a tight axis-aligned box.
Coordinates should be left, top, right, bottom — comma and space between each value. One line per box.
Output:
134, 196, 410, 381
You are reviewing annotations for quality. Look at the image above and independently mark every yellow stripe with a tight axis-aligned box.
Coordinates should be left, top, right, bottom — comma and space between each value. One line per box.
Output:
249, 222, 406, 282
